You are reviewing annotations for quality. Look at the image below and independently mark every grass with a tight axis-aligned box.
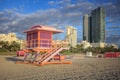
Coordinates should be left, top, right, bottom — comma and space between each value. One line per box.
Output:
60, 50, 81, 55
0, 52, 16, 56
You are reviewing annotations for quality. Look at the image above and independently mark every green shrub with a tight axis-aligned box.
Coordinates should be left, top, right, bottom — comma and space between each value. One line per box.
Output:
0, 48, 9, 52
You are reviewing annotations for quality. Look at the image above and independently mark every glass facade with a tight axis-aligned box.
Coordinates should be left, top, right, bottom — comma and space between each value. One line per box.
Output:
83, 14, 89, 41
91, 7, 105, 43
83, 7, 105, 43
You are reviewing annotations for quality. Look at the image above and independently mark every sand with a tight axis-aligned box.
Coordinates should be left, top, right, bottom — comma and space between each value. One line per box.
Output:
0, 55, 120, 80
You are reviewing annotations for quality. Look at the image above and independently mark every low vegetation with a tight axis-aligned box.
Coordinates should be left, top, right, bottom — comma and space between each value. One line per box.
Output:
60, 44, 120, 55
0, 41, 20, 55
0, 41, 120, 55
0, 52, 15, 55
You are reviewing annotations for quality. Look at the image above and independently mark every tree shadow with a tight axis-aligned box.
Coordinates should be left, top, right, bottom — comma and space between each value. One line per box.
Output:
5, 56, 23, 62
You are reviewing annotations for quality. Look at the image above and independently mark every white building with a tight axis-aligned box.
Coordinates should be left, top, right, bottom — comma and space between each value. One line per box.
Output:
91, 43, 105, 48
105, 43, 118, 49
0, 33, 18, 43
0, 33, 25, 49
66, 26, 77, 47
79, 41, 92, 49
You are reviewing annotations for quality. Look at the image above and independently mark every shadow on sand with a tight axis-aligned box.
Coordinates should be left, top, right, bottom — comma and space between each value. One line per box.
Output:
5, 56, 23, 62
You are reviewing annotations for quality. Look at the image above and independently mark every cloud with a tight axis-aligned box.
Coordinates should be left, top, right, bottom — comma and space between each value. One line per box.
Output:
0, 0, 93, 38
106, 34, 120, 44
108, 25, 120, 29
48, 1, 55, 5
0, 0, 120, 43
106, 29, 120, 46
103, 1, 120, 24
106, 25, 120, 38
0, 1, 88, 39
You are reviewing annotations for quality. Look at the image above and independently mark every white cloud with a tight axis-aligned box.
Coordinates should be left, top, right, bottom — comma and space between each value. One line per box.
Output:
48, 1, 55, 5
0, 0, 120, 42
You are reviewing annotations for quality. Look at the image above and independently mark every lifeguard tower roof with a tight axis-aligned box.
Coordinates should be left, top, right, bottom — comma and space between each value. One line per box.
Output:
23, 25, 63, 34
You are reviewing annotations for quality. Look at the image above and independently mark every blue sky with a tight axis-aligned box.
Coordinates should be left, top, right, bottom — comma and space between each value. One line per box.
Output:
0, 0, 120, 45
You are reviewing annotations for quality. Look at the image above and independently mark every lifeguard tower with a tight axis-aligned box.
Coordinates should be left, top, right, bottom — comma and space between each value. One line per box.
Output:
23, 25, 63, 50
17, 25, 71, 66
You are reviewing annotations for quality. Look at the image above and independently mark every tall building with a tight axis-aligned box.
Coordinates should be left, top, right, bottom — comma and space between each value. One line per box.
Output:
83, 14, 89, 41
66, 26, 77, 47
83, 7, 106, 47
83, 15, 92, 43
91, 7, 105, 43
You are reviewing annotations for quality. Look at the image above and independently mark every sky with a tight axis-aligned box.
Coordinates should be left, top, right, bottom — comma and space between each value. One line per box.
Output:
0, 0, 120, 45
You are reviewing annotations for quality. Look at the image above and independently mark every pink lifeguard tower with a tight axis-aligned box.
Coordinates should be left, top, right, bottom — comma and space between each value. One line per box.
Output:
16, 25, 71, 66
23, 25, 63, 51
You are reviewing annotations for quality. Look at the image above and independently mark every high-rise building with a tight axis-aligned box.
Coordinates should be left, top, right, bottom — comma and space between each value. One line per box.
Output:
83, 7, 106, 47
83, 14, 89, 41
83, 15, 92, 42
66, 26, 77, 47
91, 7, 105, 43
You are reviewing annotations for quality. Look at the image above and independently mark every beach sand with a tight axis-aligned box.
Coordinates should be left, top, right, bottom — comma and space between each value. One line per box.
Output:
0, 55, 120, 80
